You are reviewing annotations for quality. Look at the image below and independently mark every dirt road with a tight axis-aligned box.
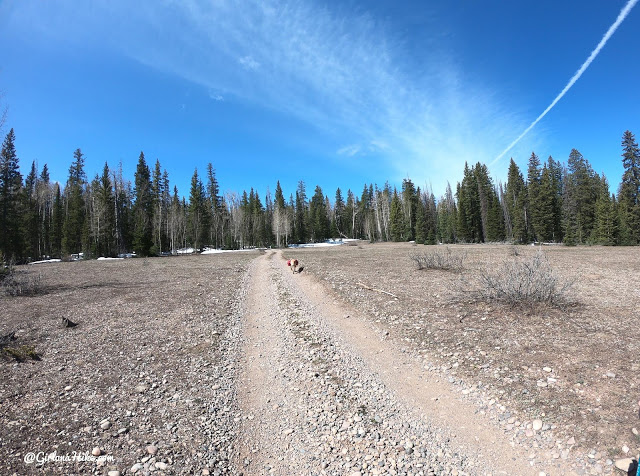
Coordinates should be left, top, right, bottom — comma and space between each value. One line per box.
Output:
234, 251, 572, 476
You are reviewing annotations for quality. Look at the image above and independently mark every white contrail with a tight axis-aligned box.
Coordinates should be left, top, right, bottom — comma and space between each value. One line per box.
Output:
492, 0, 639, 165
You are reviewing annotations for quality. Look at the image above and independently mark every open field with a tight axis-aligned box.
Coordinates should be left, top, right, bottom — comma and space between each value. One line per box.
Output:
1, 243, 639, 476
287, 242, 640, 472
0, 253, 258, 475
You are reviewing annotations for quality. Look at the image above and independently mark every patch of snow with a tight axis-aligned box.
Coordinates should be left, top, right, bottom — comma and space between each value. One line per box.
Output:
28, 259, 62, 265
288, 239, 347, 248
176, 247, 196, 255
97, 257, 124, 261
201, 248, 263, 254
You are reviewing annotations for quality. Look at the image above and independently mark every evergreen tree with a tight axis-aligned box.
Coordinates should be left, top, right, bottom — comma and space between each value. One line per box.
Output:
594, 177, 619, 245
618, 130, 640, 244
272, 180, 289, 247
132, 152, 154, 256
536, 164, 557, 242
309, 185, 329, 242
294, 181, 307, 243
437, 183, 457, 243
188, 168, 210, 251
504, 159, 528, 243
527, 152, 542, 241
389, 188, 404, 241
0, 129, 24, 260
62, 148, 87, 255
51, 184, 63, 257
206, 163, 222, 249
333, 187, 345, 238
401, 178, 418, 241
38, 164, 53, 257
563, 149, 599, 244
95, 162, 116, 256
22, 161, 40, 259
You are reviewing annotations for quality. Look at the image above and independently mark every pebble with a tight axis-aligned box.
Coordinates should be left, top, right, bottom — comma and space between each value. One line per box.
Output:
532, 419, 543, 431
92, 447, 102, 456
147, 445, 158, 455
131, 463, 143, 474
614, 458, 634, 471
155, 462, 168, 470
100, 420, 111, 430
107, 471, 121, 476
135, 384, 149, 393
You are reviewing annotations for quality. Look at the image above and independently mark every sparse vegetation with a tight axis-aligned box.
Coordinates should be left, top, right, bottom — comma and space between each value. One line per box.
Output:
3, 345, 40, 362
0, 264, 43, 297
471, 249, 574, 307
409, 247, 466, 272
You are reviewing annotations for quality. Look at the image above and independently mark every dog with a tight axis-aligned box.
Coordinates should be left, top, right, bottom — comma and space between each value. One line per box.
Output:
287, 258, 299, 273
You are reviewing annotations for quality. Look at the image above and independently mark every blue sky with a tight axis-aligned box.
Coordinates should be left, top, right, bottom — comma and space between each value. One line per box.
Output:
1, 0, 639, 200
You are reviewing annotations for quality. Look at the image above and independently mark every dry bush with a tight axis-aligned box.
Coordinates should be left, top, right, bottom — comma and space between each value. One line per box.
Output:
1, 264, 44, 297
471, 249, 573, 307
409, 247, 466, 272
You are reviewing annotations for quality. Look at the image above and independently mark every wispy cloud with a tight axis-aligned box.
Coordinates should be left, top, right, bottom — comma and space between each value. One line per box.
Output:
337, 144, 361, 157
238, 55, 260, 71
3, 0, 538, 194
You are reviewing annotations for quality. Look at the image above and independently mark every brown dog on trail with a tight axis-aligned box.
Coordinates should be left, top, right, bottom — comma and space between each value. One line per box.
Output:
287, 258, 299, 273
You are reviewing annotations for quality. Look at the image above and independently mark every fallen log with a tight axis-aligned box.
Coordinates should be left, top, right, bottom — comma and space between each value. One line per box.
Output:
356, 282, 398, 299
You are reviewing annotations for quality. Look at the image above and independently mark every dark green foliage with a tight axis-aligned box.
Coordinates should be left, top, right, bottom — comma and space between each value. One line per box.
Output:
309, 185, 329, 242
133, 152, 154, 256
294, 181, 307, 243
389, 188, 404, 241
188, 168, 210, 251
0, 129, 24, 261
504, 159, 528, 243
563, 149, 600, 244
618, 130, 640, 244
62, 148, 86, 255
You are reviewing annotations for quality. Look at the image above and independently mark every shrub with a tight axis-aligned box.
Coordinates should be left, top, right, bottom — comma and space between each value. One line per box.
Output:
409, 247, 466, 272
3, 345, 40, 362
1, 264, 44, 297
472, 249, 573, 307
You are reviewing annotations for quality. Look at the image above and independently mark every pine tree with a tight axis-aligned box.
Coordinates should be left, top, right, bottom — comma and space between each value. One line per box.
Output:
309, 185, 329, 242
62, 148, 86, 256
505, 159, 528, 243
618, 130, 640, 244
294, 181, 307, 243
0, 129, 24, 261
333, 187, 345, 238
594, 177, 619, 245
51, 184, 63, 257
563, 149, 599, 244
389, 188, 404, 241
38, 164, 53, 257
527, 152, 542, 241
95, 162, 116, 256
401, 178, 418, 241
188, 168, 210, 251
132, 152, 154, 256
22, 161, 40, 259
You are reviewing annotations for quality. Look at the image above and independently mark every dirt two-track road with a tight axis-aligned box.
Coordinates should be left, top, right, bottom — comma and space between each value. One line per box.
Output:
234, 250, 569, 476
3, 246, 632, 476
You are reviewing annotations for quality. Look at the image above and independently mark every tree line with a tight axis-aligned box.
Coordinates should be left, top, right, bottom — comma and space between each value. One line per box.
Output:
1, 128, 639, 262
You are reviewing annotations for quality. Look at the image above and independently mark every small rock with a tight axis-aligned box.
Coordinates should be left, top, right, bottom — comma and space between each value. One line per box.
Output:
621, 445, 629, 454
566, 437, 576, 445
532, 419, 543, 431
606, 371, 616, 378
614, 458, 634, 472
92, 447, 102, 456
131, 463, 143, 474
64, 385, 73, 391
542, 367, 552, 373
100, 420, 112, 430
135, 384, 149, 393
107, 471, 121, 476
155, 462, 168, 470
147, 445, 158, 455
283, 429, 294, 435
632, 427, 638, 436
